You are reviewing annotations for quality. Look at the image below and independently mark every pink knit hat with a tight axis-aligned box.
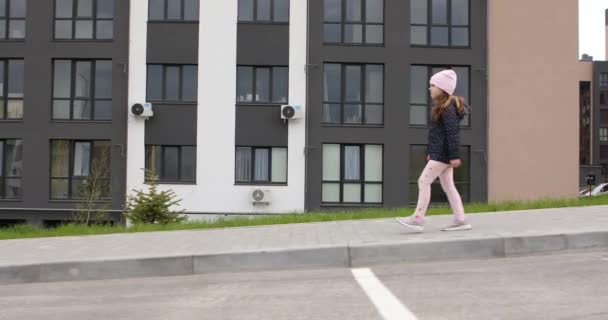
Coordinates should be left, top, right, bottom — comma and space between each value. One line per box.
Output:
430, 70, 457, 96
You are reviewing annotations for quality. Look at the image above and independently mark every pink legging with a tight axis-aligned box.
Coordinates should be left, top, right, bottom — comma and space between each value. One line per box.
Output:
414, 160, 466, 222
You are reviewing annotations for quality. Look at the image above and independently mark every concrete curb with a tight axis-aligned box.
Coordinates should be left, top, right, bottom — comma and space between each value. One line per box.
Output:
1, 230, 607, 285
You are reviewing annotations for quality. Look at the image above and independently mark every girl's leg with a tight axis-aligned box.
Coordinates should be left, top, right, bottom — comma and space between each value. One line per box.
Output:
438, 166, 466, 222
413, 160, 450, 221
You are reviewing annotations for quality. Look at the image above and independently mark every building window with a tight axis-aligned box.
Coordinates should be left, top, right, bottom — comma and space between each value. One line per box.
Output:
52, 60, 112, 121
237, 66, 288, 104
145, 145, 196, 183
323, 0, 384, 45
54, 0, 114, 40
0, 0, 26, 40
235, 147, 287, 184
601, 146, 608, 160
238, 0, 289, 22
601, 91, 608, 105
322, 144, 382, 204
0, 139, 22, 199
409, 145, 469, 203
50, 140, 111, 200
149, 0, 199, 21
147, 64, 198, 103
600, 73, 608, 87
602, 110, 608, 125
601, 128, 608, 142
410, 65, 469, 126
323, 63, 384, 125
0, 59, 24, 120
411, 0, 469, 47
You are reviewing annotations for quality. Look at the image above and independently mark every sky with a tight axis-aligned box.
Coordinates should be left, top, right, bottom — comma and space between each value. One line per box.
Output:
580, 0, 608, 60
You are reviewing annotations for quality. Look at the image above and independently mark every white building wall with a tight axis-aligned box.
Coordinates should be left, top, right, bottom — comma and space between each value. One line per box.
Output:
127, 0, 307, 217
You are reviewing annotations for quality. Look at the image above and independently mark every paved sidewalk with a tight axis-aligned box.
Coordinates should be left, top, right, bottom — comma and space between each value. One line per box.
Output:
1, 206, 607, 284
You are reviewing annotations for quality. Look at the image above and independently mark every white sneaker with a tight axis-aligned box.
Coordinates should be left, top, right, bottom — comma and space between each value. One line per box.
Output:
441, 220, 472, 231
396, 216, 424, 232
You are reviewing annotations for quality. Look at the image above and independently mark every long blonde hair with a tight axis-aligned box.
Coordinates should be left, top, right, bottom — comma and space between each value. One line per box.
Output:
431, 92, 469, 121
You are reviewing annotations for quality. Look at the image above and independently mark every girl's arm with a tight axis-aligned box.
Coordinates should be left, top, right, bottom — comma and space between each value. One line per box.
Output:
443, 104, 461, 160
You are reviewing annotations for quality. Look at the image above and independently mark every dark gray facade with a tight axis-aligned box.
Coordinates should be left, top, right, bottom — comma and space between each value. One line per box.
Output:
305, 0, 488, 210
0, 0, 130, 226
592, 61, 608, 177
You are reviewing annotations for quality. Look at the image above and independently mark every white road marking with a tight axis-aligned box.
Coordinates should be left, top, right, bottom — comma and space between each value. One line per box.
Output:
351, 268, 418, 320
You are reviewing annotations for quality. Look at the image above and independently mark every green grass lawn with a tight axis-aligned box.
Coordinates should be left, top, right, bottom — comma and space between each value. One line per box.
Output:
1, 194, 607, 240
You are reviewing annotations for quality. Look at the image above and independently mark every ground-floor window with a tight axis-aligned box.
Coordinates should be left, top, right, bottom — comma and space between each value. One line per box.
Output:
145, 145, 197, 184
0, 139, 22, 199
235, 146, 287, 184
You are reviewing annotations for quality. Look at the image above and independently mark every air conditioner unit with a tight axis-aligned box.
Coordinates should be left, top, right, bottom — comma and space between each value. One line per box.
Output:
131, 102, 153, 118
251, 189, 271, 205
281, 105, 303, 120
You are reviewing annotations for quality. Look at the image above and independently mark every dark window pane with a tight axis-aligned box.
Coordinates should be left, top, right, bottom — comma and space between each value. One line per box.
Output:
323, 64, 341, 102
430, 26, 448, 45
453, 146, 470, 182
601, 110, 608, 124
324, 0, 341, 22
56, 0, 73, 18
236, 147, 252, 182
181, 65, 197, 101
410, 66, 428, 103
180, 146, 196, 181
164, 66, 180, 100
55, 20, 72, 39
149, 0, 164, 20
0, 62, 3, 97
272, 67, 288, 103
238, 0, 254, 21
94, 100, 112, 120
97, 0, 114, 18
96, 21, 113, 39
344, 24, 363, 43
73, 142, 91, 176
184, 0, 199, 20
452, 67, 469, 99
344, 145, 360, 180
409, 145, 427, 181
51, 179, 69, 199
410, 0, 427, 24
365, 25, 383, 44
324, 23, 341, 42
75, 20, 93, 39
257, 0, 271, 20
8, 60, 24, 98
4, 140, 22, 177
163, 146, 179, 180
254, 148, 269, 181
274, 0, 289, 22
8, 20, 25, 39
53, 100, 71, 119
73, 100, 91, 119
75, 61, 92, 98
0, 19, 5, 38
77, 0, 93, 17
344, 104, 362, 124
10, 0, 26, 18
0, 0, 5, 17
451, 0, 468, 25
322, 103, 341, 124
410, 105, 428, 125
365, 104, 383, 124
366, 0, 383, 23
345, 0, 361, 22
345, 65, 361, 102
452, 27, 468, 46
167, 0, 182, 19
410, 26, 427, 45
4, 178, 21, 198
95, 61, 112, 98
51, 140, 70, 177
431, 0, 447, 24
255, 68, 270, 102
365, 65, 383, 103
237, 66, 253, 102
147, 65, 163, 101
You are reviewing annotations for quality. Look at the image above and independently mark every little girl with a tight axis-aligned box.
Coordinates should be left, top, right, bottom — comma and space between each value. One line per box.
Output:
397, 69, 472, 232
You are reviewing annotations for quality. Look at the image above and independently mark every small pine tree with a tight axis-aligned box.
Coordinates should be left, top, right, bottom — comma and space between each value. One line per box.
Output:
123, 167, 188, 225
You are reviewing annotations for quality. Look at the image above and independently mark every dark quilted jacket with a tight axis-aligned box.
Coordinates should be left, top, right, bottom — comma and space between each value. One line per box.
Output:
427, 101, 465, 164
